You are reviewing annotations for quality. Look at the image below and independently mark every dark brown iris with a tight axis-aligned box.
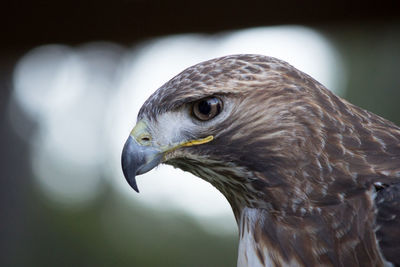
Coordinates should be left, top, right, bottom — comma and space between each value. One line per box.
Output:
192, 97, 222, 121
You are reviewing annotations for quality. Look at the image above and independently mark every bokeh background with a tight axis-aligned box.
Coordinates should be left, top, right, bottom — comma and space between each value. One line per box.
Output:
2, 1, 400, 266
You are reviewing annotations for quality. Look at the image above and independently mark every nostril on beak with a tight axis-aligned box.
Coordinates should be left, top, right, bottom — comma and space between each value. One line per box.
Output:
138, 135, 152, 145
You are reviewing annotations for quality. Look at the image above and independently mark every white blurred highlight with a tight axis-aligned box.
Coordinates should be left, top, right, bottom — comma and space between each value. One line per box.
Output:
11, 26, 345, 230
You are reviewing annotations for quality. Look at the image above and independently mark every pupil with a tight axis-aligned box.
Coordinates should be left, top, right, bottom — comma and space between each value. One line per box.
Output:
198, 100, 211, 115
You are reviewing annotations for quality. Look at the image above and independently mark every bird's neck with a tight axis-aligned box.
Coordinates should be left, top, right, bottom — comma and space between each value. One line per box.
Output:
237, 207, 309, 267
237, 207, 275, 267
237, 204, 387, 267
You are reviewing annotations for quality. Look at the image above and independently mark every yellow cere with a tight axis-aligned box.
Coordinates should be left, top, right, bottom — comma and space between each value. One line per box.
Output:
130, 120, 148, 138
130, 120, 153, 146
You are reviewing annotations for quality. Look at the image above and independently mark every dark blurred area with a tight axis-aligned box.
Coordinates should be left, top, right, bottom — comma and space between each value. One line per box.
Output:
2, 0, 400, 48
1, 1, 400, 266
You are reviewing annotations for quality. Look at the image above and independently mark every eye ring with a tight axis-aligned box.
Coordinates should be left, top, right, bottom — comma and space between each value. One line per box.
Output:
192, 97, 223, 121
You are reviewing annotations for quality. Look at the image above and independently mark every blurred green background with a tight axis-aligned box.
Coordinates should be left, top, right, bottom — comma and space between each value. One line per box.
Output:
1, 2, 400, 267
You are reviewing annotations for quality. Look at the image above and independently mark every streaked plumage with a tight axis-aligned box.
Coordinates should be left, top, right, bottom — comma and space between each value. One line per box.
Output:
121, 54, 400, 266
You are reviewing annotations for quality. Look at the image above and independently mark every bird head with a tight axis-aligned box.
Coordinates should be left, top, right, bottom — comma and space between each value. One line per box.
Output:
121, 54, 400, 267
122, 54, 332, 216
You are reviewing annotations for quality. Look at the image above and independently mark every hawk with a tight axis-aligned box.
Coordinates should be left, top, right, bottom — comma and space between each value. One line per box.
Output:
121, 54, 400, 267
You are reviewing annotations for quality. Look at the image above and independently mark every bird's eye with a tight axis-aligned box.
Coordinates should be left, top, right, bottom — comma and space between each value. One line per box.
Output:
192, 97, 223, 121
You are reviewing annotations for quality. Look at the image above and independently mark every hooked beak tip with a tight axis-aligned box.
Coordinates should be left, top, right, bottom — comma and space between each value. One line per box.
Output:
127, 177, 140, 193
121, 134, 162, 193
121, 136, 142, 193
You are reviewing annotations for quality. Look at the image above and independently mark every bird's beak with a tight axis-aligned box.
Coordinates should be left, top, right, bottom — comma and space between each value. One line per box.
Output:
121, 120, 213, 193
121, 135, 163, 193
